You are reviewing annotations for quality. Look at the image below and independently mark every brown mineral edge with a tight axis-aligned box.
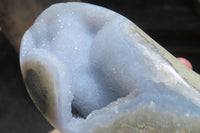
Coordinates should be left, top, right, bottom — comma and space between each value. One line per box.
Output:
49, 129, 60, 133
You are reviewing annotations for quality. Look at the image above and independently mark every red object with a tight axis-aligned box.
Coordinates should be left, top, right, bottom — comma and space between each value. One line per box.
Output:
177, 57, 193, 69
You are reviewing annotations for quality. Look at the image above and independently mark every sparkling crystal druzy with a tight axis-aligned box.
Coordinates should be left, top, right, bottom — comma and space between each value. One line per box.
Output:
20, 2, 200, 133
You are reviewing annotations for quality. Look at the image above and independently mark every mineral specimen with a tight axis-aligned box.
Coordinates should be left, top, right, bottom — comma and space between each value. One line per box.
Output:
20, 2, 200, 133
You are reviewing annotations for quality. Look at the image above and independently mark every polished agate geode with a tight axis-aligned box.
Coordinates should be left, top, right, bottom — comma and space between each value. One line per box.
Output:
20, 2, 200, 133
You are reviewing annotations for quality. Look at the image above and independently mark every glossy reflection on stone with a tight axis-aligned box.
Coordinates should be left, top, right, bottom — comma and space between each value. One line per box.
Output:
25, 69, 48, 114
